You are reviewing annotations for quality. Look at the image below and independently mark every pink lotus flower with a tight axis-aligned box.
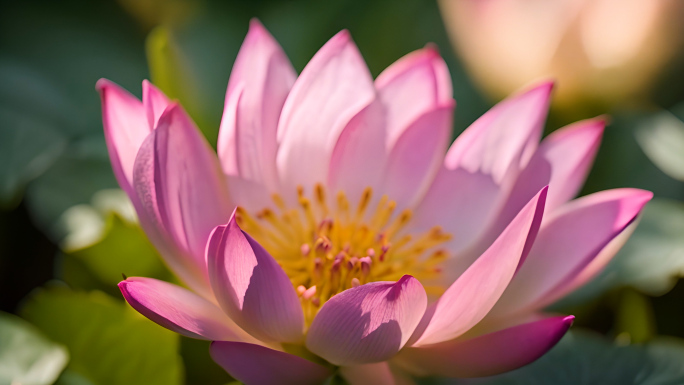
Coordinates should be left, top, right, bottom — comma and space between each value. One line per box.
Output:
97, 20, 652, 384
439, 0, 684, 111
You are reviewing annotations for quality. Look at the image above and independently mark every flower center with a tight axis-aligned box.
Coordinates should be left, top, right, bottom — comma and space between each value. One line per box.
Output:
235, 184, 451, 323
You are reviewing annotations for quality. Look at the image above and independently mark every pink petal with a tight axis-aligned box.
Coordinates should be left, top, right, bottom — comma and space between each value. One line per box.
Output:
206, 214, 304, 343
210, 341, 332, 385
306, 275, 427, 366
445, 82, 553, 184
375, 46, 452, 149
339, 362, 396, 385
491, 117, 605, 238
327, 99, 387, 204
132, 104, 232, 295
118, 277, 255, 343
225, 174, 274, 213
97, 79, 150, 194
276, 30, 376, 193
410, 166, 502, 254
492, 188, 653, 316
142, 80, 171, 129
396, 315, 573, 378
411, 187, 547, 346
410, 83, 553, 255
218, 19, 296, 191
382, 103, 454, 209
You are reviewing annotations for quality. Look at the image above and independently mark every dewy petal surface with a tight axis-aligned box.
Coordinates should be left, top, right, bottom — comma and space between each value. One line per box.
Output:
132, 103, 232, 295
276, 30, 376, 194
493, 188, 653, 316
306, 275, 427, 366
218, 19, 296, 190
411, 187, 547, 346
97, 79, 150, 194
119, 277, 255, 343
210, 342, 332, 385
375, 46, 452, 149
396, 315, 573, 378
207, 214, 304, 343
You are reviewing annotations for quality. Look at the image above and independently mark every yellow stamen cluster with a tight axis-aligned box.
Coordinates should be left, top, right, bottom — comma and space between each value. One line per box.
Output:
236, 184, 451, 323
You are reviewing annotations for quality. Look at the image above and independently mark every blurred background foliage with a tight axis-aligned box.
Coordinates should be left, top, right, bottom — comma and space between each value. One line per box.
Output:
1, 0, 684, 384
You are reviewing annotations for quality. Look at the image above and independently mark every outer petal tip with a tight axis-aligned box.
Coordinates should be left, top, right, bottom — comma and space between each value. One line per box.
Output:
535, 79, 555, 93
396, 314, 573, 378
208, 212, 304, 343
634, 189, 654, 204
423, 42, 440, 56
118, 277, 249, 342
336, 29, 352, 41
156, 101, 181, 121
248, 17, 266, 32
95, 78, 112, 92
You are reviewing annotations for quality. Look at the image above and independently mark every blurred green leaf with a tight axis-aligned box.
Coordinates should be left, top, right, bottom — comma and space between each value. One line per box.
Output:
21, 286, 183, 385
637, 110, 684, 182
0, 311, 68, 385
54, 370, 96, 385
0, 107, 67, 207
615, 289, 656, 344
146, 26, 214, 143
180, 337, 234, 385
555, 199, 684, 308
0, 0, 147, 235
581, 112, 683, 201
53, 189, 172, 296
63, 213, 171, 295
25, 150, 118, 238
447, 331, 684, 385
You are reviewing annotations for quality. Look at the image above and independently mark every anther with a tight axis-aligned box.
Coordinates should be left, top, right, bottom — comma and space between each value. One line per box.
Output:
347, 257, 359, 270
351, 278, 361, 288
360, 256, 372, 276
300, 244, 311, 256
314, 237, 332, 253
302, 285, 317, 300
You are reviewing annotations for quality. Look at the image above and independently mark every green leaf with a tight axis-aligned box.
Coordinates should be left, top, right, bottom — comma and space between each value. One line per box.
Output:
180, 337, 234, 385
637, 110, 684, 182
61, 211, 173, 295
0, 107, 67, 207
54, 370, 96, 385
615, 289, 656, 344
20, 286, 183, 385
449, 331, 684, 384
25, 146, 118, 239
554, 199, 684, 308
0, 0, 147, 233
146, 26, 214, 144
55, 189, 172, 295
0, 311, 68, 385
